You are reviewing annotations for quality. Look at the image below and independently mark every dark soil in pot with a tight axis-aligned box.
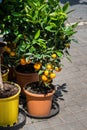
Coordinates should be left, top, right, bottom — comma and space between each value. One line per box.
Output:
15, 63, 35, 73
25, 81, 55, 94
0, 82, 19, 98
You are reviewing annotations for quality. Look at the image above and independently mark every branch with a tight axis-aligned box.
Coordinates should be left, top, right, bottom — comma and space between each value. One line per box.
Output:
0, 55, 4, 90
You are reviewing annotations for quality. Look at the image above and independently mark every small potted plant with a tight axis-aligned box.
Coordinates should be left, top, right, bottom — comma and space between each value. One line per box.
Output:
22, 0, 78, 116
0, 0, 78, 117
0, 42, 21, 127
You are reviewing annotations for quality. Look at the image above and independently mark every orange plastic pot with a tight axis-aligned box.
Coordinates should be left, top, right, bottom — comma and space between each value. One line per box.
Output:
24, 87, 55, 117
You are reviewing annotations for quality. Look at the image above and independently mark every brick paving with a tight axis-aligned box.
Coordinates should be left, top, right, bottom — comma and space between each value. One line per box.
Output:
19, 25, 87, 130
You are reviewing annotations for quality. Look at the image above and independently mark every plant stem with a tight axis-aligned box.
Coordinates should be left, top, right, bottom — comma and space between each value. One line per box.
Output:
0, 54, 4, 90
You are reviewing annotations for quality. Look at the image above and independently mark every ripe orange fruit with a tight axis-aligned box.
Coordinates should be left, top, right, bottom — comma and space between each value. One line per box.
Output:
65, 43, 70, 48
44, 70, 49, 76
60, 35, 65, 40
51, 53, 57, 59
41, 75, 48, 82
10, 51, 16, 57
50, 73, 56, 79
55, 67, 62, 72
4, 46, 11, 53
26, 60, 31, 64
46, 64, 52, 70
34, 62, 41, 71
20, 58, 26, 65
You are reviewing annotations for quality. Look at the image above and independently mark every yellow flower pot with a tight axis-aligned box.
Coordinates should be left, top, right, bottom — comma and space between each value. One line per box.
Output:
0, 82, 21, 127
2, 64, 9, 81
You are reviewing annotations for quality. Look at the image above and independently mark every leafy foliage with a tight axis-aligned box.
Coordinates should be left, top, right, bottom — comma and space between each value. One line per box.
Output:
0, 0, 78, 90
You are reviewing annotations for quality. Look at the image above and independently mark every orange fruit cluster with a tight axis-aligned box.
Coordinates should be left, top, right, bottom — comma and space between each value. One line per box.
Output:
20, 58, 31, 65
4, 46, 16, 57
34, 62, 42, 71
41, 63, 56, 83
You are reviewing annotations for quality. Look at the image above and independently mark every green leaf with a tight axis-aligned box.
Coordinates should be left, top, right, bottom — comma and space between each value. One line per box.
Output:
56, 51, 63, 57
38, 70, 44, 75
14, 34, 22, 43
63, 2, 69, 12
64, 26, 76, 36
34, 30, 40, 39
71, 22, 78, 28
37, 38, 45, 43
49, 12, 57, 17
30, 46, 36, 53
45, 26, 56, 32
12, 12, 21, 17
38, 4, 47, 11
50, 23, 57, 28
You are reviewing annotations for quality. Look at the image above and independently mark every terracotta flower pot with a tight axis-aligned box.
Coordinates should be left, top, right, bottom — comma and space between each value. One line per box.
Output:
15, 64, 39, 93
8, 67, 16, 81
23, 86, 55, 117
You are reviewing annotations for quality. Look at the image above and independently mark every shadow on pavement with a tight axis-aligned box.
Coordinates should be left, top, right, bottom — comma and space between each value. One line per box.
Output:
53, 83, 68, 102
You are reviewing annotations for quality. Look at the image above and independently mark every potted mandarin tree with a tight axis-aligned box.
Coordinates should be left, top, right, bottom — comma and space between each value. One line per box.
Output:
0, 0, 78, 117
0, 42, 21, 127
23, 0, 78, 117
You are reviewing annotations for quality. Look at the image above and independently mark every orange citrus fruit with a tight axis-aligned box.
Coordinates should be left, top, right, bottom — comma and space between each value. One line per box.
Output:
44, 70, 49, 76
60, 35, 65, 40
4, 46, 11, 53
55, 67, 62, 72
50, 73, 56, 79
34, 62, 41, 70
10, 51, 16, 57
65, 43, 70, 48
46, 64, 52, 70
51, 53, 57, 59
26, 60, 31, 64
41, 75, 48, 82
20, 58, 26, 65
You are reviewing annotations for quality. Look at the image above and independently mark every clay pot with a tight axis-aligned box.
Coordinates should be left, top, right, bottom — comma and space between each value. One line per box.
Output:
23, 85, 55, 117
15, 64, 39, 93
8, 67, 16, 81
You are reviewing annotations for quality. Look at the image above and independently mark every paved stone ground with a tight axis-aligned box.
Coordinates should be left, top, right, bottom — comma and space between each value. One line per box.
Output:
19, 24, 87, 130
60, 0, 87, 23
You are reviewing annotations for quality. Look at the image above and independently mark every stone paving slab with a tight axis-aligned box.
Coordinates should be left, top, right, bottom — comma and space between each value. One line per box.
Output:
19, 25, 87, 130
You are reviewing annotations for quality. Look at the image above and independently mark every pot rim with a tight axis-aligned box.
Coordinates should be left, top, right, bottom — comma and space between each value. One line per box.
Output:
14, 64, 37, 76
0, 81, 21, 101
1, 64, 9, 77
23, 84, 55, 98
